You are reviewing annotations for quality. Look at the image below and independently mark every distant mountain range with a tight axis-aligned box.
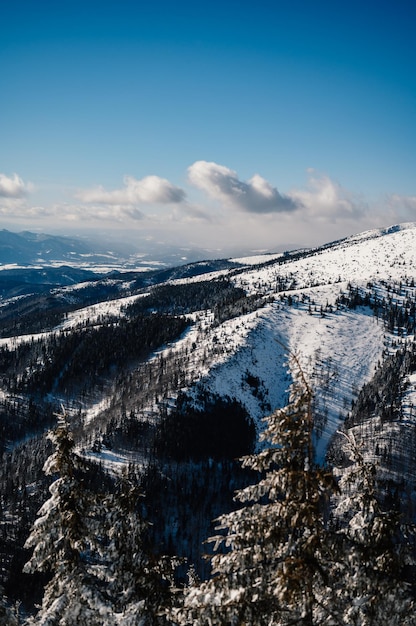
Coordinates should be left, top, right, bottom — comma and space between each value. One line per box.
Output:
0, 228, 248, 270
0, 229, 118, 267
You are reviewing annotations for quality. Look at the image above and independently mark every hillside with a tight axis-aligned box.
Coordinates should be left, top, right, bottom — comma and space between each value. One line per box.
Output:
0, 222, 416, 614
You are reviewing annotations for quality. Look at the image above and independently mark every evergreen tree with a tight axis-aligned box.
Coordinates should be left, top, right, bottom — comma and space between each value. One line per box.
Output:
174, 355, 338, 625
333, 431, 416, 625
23, 413, 179, 625
101, 467, 179, 625
22, 411, 115, 625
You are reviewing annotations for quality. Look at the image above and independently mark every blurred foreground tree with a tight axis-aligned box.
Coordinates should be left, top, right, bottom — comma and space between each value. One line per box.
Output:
333, 431, 416, 625
173, 355, 339, 625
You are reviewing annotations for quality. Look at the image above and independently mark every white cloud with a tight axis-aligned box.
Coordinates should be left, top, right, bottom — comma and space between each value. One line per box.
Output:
0, 199, 145, 224
76, 175, 186, 206
387, 193, 416, 216
0, 173, 31, 198
290, 170, 366, 221
188, 160, 298, 213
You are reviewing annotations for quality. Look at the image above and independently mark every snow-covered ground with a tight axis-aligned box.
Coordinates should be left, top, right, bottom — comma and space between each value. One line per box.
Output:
231, 224, 416, 296
186, 295, 385, 461
0, 292, 149, 350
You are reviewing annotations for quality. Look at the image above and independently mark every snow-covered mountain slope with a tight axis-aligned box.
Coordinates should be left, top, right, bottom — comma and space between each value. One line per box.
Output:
137, 223, 415, 461
195, 300, 385, 461
1, 221, 416, 600
231, 222, 416, 291
1, 222, 416, 471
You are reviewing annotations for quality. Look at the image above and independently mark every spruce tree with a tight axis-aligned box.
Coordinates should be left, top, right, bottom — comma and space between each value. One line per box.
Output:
101, 467, 179, 625
174, 355, 339, 625
23, 413, 178, 625
333, 431, 416, 625
23, 411, 115, 625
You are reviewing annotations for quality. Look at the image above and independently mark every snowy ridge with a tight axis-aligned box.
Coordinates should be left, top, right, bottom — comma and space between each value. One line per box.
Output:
230, 223, 416, 295
170, 224, 416, 460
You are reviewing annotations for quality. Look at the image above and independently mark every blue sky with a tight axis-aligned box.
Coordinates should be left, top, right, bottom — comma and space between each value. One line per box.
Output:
1, 0, 415, 256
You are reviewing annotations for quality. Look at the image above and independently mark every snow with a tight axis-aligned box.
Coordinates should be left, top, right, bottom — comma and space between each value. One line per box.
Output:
59, 293, 148, 330
230, 225, 416, 297
280, 303, 384, 460
404, 373, 416, 415
83, 396, 113, 425
83, 446, 142, 474
0, 292, 149, 350
184, 295, 384, 461
231, 252, 284, 265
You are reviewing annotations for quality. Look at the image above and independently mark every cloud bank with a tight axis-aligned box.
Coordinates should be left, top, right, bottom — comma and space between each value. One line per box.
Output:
1, 163, 409, 255
188, 161, 298, 213
0, 173, 30, 198
388, 194, 416, 215
290, 170, 367, 221
77, 175, 186, 206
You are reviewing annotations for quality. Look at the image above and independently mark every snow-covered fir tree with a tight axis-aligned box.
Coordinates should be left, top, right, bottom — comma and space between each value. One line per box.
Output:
100, 467, 179, 625
23, 412, 179, 626
23, 411, 116, 625
173, 355, 339, 626
333, 431, 416, 625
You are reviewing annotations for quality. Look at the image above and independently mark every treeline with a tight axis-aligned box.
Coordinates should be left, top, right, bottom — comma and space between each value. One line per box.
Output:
124, 278, 252, 320
346, 342, 416, 426
335, 279, 416, 335
0, 313, 189, 396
